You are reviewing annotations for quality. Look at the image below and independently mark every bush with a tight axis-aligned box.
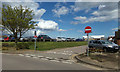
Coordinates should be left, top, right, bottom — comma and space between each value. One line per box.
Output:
2, 42, 34, 50
2, 43, 15, 47
2, 43, 9, 47
16, 42, 34, 49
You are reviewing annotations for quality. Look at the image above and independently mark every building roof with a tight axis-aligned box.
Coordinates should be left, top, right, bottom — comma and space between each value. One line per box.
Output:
83, 35, 105, 39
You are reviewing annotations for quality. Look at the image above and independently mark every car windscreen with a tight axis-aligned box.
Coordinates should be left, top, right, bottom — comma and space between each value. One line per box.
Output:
101, 41, 112, 44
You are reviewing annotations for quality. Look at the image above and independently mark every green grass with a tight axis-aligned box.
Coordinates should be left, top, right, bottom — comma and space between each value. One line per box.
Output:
2, 41, 87, 51
29, 41, 87, 51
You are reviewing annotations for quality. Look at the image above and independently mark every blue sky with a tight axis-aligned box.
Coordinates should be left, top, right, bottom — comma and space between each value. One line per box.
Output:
4, 2, 119, 38
35, 2, 118, 38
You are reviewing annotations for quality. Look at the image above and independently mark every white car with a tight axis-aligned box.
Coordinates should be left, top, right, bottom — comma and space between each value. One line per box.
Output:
56, 37, 66, 42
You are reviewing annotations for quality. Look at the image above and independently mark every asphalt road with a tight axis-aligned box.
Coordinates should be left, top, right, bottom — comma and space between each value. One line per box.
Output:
2, 54, 95, 70
2, 46, 101, 70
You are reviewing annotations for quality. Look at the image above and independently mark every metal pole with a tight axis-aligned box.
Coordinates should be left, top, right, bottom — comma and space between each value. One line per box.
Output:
87, 33, 89, 56
35, 38, 36, 50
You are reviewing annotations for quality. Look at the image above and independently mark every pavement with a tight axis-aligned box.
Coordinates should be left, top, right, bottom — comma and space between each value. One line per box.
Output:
1, 45, 102, 70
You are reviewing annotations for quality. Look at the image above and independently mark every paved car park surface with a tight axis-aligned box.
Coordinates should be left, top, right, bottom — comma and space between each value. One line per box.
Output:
2, 45, 101, 70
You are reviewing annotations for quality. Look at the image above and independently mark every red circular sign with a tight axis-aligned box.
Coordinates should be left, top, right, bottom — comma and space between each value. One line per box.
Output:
34, 35, 37, 38
85, 26, 92, 33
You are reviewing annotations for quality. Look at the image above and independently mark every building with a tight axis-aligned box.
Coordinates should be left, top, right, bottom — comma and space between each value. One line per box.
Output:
83, 35, 105, 41
115, 30, 120, 45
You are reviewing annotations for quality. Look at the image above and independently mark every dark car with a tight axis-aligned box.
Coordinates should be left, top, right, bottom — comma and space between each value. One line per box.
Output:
88, 40, 119, 52
37, 35, 51, 42
76, 38, 84, 41
37, 35, 51, 39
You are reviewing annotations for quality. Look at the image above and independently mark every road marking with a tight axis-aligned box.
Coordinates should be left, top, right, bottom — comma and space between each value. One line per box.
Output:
25, 54, 31, 56
26, 56, 31, 57
41, 58, 48, 60
62, 61, 72, 64
50, 60, 60, 62
30, 55, 36, 57
38, 56, 44, 58
18, 54, 24, 56
33, 57, 38, 59
46, 57, 52, 59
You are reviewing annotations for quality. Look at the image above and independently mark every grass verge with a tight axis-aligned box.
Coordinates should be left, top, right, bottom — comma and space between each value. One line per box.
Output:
2, 41, 87, 51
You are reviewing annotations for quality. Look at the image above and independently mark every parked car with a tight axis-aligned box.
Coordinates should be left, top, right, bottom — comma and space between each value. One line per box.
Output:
71, 38, 76, 41
21, 36, 36, 42
37, 35, 51, 39
56, 37, 66, 42
76, 38, 84, 41
88, 40, 119, 52
66, 38, 72, 42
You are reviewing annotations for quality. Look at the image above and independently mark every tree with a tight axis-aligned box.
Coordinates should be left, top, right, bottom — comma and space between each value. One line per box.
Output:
2, 4, 36, 45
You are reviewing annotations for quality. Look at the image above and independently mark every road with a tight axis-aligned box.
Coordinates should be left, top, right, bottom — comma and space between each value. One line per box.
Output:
2, 46, 100, 70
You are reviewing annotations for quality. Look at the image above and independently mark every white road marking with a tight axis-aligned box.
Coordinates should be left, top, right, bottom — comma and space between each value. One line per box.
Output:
33, 57, 38, 58
50, 60, 60, 62
30, 55, 36, 57
62, 61, 72, 64
26, 56, 31, 57
18, 54, 24, 56
41, 58, 48, 60
38, 56, 44, 58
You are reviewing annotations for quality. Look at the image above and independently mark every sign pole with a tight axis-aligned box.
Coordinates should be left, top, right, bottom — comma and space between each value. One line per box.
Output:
87, 33, 89, 56
35, 38, 36, 50
85, 26, 92, 56
34, 31, 37, 51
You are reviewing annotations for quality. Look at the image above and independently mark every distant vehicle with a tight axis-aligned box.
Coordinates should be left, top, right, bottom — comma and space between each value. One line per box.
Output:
56, 37, 66, 42
71, 38, 76, 41
2, 34, 10, 42
37, 35, 51, 40
66, 38, 71, 42
21, 36, 36, 42
76, 38, 84, 41
88, 40, 119, 52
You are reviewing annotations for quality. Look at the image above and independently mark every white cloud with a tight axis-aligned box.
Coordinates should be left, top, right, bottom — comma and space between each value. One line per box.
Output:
112, 28, 118, 30
33, 9, 46, 20
74, 16, 87, 20
23, 19, 59, 37
35, 19, 59, 30
92, 11, 99, 16
58, 29, 67, 32
72, 2, 118, 23
52, 5, 69, 17
98, 5, 106, 10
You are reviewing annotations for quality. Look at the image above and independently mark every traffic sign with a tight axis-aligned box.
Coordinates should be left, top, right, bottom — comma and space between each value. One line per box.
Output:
34, 35, 37, 38
85, 26, 92, 33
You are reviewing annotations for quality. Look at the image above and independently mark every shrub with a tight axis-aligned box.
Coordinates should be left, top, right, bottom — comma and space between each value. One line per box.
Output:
16, 42, 34, 50
2, 43, 15, 47
2, 43, 9, 47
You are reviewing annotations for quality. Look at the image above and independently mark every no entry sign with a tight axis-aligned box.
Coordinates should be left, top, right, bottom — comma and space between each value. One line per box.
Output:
85, 26, 92, 33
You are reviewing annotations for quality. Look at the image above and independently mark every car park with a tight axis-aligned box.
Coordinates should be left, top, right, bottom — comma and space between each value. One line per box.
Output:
88, 40, 119, 52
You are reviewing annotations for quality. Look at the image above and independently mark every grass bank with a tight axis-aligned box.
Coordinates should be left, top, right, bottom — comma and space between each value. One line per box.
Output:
30, 41, 87, 51
2, 41, 87, 51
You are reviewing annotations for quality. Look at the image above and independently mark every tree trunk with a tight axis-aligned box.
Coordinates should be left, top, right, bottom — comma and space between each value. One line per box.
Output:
14, 32, 18, 50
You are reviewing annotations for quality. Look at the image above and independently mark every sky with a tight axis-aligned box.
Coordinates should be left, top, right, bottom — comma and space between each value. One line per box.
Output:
2, 0, 119, 38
